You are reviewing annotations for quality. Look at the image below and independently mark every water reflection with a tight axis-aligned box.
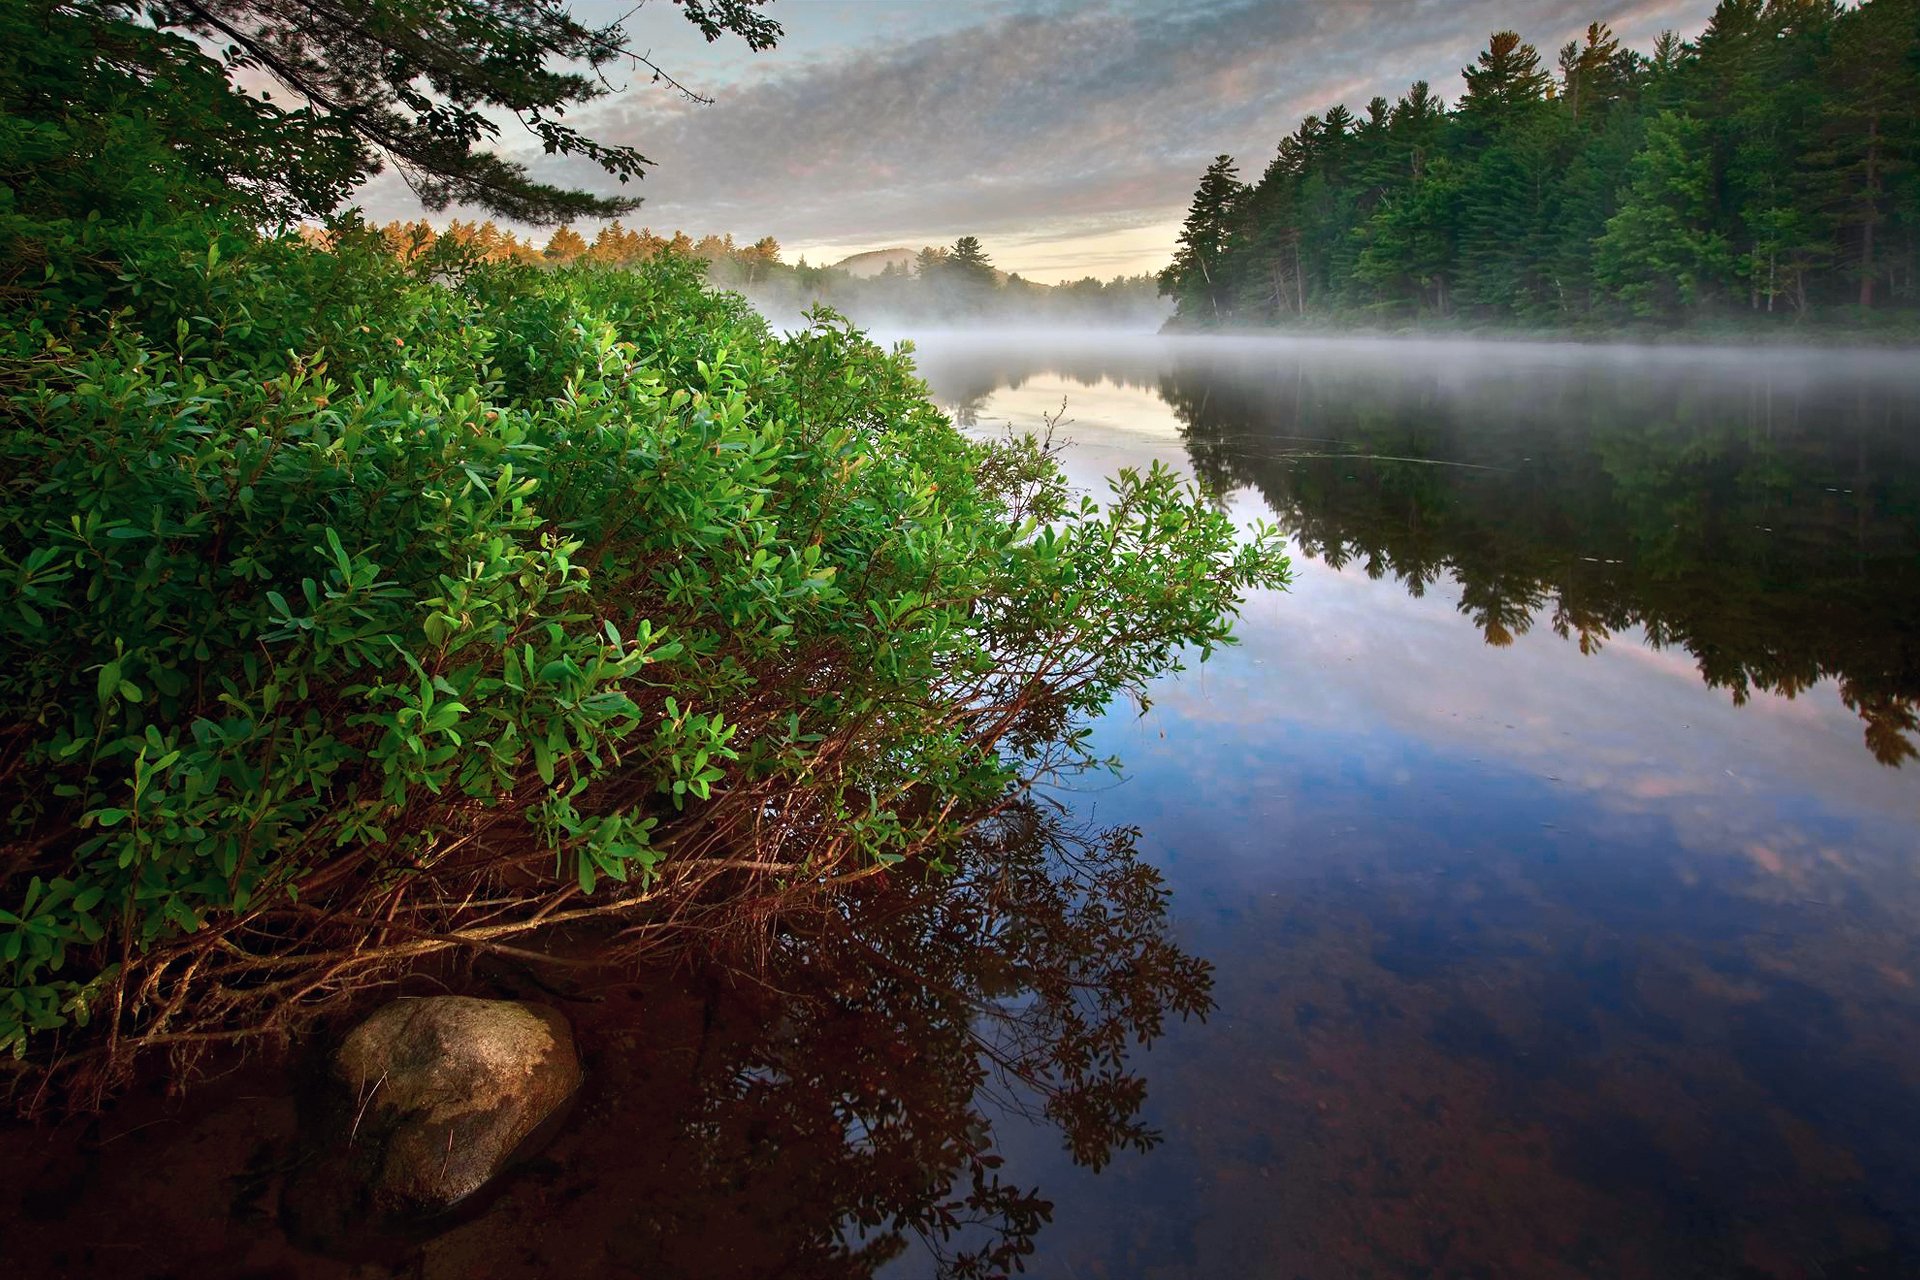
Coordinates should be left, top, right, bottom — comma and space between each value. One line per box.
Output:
911, 333, 1920, 766
0, 802, 1208, 1280
11, 336, 1919, 1280
896, 333, 1920, 1279
602, 803, 1211, 1279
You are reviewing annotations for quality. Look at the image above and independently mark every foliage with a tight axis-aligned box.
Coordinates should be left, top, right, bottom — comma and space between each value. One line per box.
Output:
21, 0, 781, 224
1161, 0, 1920, 328
1594, 111, 1733, 315
685, 804, 1215, 1277
919, 337, 1918, 768
944, 236, 996, 289
2, 800, 1213, 1279
0, 227, 1286, 1074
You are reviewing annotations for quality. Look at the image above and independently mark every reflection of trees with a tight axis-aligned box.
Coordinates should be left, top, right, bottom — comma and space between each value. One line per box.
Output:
592, 802, 1211, 1279
909, 336, 1920, 764
1157, 359, 1920, 766
912, 342, 1173, 414
10, 807, 1205, 1278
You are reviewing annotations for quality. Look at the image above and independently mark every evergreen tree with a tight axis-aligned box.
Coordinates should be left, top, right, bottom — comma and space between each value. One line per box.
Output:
1354, 158, 1463, 313
1595, 112, 1733, 315
1232, 139, 1309, 320
1161, 3, 1919, 329
1160, 155, 1247, 323
914, 246, 951, 278
1458, 31, 1554, 136
1803, 0, 1919, 306
32, 0, 783, 224
1549, 105, 1650, 312
948, 235, 997, 287
1562, 22, 1628, 125
544, 226, 589, 261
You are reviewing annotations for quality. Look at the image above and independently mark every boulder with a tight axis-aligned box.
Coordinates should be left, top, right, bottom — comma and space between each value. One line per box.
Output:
329, 996, 582, 1218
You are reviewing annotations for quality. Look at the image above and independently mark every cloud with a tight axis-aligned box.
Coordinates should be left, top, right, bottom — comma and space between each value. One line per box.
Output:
356, 0, 1723, 279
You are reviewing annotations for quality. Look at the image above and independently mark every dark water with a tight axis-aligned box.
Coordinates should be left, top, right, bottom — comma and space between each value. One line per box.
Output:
6, 335, 1919, 1280
892, 333, 1920, 1279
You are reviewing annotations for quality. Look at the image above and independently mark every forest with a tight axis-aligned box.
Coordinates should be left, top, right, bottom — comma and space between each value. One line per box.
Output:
363, 220, 1168, 326
1160, 0, 1920, 329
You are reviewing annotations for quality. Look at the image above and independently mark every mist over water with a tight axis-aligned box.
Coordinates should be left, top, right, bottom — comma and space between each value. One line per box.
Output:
879, 330, 1920, 1279
900, 326, 1920, 393
732, 265, 1174, 337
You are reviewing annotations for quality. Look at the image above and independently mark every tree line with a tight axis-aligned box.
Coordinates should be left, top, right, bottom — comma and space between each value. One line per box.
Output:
1160, 0, 1920, 329
363, 218, 786, 275
364, 221, 1167, 326
754, 235, 1165, 327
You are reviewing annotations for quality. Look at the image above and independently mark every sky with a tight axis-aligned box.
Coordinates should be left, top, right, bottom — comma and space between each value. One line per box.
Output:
356, 0, 1727, 284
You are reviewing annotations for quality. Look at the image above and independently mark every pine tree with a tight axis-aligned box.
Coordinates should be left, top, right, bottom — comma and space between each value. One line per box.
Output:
914, 246, 950, 278
1550, 106, 1650, 313
1161, 3, 1916, 328
739, 235, 782, 284
1354, 158, 1463, 314
591, 220, 637, 264
1803, 0, 1918, 307
1596, 112, 1734, 315
948, 235, 997, 287
54, 0, 783, 223
1160, 155, 1247, 323
1458, 31, 1554, 137
1562, 23, 1627, 126
1390, 81, 1447, 180
544, 226, 588, 261
1453, 116, 1565, 315
1232, 140, 1308, 320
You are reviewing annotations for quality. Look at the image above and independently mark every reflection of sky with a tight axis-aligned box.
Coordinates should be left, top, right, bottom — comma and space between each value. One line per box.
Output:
956, 363, 1919, 840
885, 339, 1920, 1279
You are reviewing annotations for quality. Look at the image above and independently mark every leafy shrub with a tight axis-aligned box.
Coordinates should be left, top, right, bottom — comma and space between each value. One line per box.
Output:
0, 229, 1287, 1075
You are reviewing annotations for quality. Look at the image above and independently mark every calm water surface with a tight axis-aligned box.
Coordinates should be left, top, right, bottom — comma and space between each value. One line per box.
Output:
7, 334, 1918, 1280
894, 333, 1920, 1279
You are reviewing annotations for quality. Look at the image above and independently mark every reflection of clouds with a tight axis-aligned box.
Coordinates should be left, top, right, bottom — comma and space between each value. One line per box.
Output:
945, 361, 1919, 914
946, 366, 1916, 839
1623, 775, 1691, 799
964, 375, 1191, 448
1144, 555, 1917, 861
923, 334, 1920, 1280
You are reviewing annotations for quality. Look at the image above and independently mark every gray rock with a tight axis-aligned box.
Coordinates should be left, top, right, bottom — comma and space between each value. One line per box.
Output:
330, 996, 582, 1218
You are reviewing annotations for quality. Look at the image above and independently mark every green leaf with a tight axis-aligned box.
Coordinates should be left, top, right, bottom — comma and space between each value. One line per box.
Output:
96, 660, 121, 706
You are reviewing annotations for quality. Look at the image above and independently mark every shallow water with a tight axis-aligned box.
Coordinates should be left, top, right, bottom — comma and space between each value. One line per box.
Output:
889, 332, 1920, 1278
6, 334, 1918, 1279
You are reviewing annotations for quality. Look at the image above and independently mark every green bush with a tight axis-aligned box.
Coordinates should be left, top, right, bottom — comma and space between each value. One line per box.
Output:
0, 229, 1287, 1069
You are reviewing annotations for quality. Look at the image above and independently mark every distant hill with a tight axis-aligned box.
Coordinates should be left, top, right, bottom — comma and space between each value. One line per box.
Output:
831, 247, 922, 278
831, 246, 1019, 286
